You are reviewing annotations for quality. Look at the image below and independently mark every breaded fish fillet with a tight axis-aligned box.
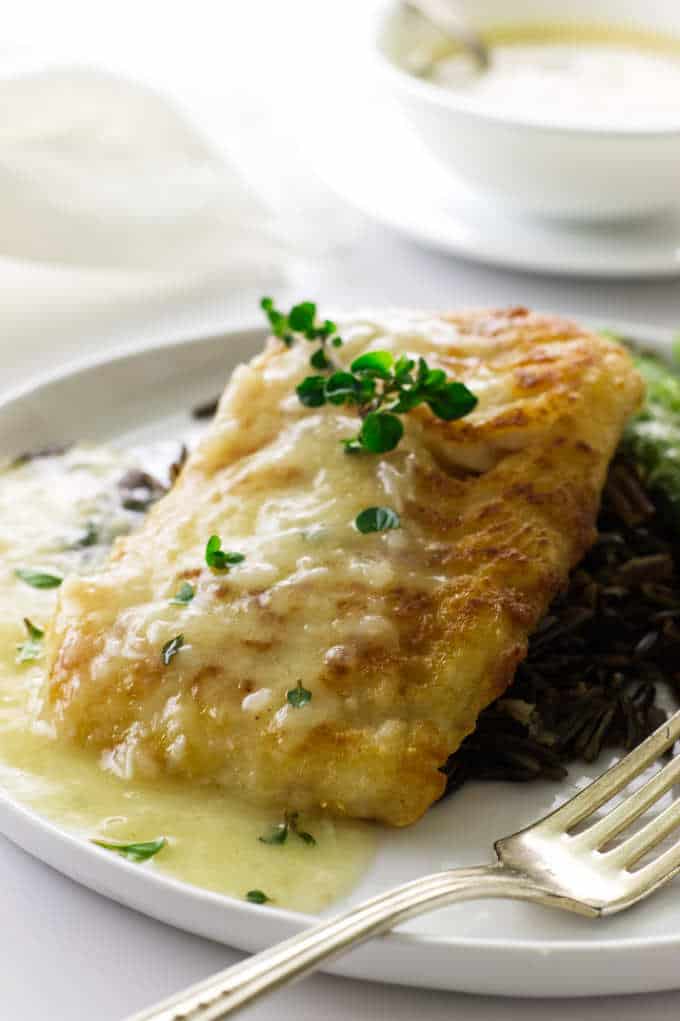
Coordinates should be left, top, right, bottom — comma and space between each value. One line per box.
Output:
40, 308, 642, 826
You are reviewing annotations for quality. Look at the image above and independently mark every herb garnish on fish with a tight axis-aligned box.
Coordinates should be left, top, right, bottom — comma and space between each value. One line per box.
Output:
261, 297, 343, 369
205, 535, 245, 571
14, 569, 62, 589
262, 298, 478, 454
170, 582, 195, 605
298, 349, 477, 454
287, 681, 312, 708
16, 618, 44, 663
355, 506, 401, 533
161, 634, 185, 666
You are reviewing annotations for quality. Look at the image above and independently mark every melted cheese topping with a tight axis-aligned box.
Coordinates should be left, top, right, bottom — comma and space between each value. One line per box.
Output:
0, 448, 374, 911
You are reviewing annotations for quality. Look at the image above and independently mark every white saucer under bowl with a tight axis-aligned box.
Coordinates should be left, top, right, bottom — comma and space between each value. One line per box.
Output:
319, 103, 680, 279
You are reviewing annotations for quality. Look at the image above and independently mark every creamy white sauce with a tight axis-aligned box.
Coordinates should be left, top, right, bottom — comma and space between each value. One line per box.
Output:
0, 445, 374, 911
431, 44, 680, 125
420, 36, 677, 125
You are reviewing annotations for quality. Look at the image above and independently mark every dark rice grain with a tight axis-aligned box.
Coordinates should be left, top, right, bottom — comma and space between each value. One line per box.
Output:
442, 457, 680, 795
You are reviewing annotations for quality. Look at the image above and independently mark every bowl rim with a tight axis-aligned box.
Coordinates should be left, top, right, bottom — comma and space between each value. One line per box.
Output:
371, 1, 680, 138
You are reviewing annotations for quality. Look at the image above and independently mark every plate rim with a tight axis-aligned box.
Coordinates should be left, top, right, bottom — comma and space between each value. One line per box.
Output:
2, 317, 680, 996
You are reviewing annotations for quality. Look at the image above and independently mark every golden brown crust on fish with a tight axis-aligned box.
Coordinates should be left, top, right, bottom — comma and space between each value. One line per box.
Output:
40, 308, 643, 825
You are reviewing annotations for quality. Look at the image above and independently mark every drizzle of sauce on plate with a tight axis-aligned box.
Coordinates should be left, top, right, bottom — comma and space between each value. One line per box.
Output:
0, 446, 374, 912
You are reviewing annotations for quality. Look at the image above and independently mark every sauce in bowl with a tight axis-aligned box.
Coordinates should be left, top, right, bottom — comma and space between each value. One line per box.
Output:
402, 22, 680, 128
433, 44, 680, 126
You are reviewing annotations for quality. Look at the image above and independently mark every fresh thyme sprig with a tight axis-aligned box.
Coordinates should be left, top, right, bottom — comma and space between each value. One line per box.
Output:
261, 298, 478, 453
298, 349, 478, 454
261, 297, 343, 370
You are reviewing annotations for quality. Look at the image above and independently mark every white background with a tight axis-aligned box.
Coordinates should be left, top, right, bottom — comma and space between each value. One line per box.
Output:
3, 2, 680, 1018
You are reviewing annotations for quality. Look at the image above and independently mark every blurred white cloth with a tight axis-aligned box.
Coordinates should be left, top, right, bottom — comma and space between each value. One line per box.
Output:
0, 67, 287, 389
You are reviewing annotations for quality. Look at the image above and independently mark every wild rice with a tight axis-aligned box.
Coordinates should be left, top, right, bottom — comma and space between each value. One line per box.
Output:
442, 456, 680, 795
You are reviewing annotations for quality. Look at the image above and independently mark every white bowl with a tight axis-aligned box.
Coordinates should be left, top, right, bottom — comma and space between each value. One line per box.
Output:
372, 0, 680, 221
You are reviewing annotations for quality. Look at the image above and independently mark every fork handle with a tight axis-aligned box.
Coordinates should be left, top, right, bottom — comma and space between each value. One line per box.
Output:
126, 863, 538, 1021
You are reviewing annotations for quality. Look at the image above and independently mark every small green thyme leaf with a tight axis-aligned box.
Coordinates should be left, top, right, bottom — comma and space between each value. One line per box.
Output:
426, 381, 478, 421
16, 618, 45, 664
287, 812, 317, 846
170, 581, 195, 605
161, 634, 184, 665
258, 812, 316, 848
355, 506, 401, 534
93, 837, 166, 863
246, 889, 271, 904
296, 375, 327, 408
205, 535, 245, 570
325, 371, 362, 405
310, 347, 331, 370
287, 680, 312, 708
205, 533, 221, 566
288, 301, 317, 332
423, 367, 447, 388
358, 412, 404, 453
258, 822, 289, 845
350, 350, 394, 378
261, 297, 294, 346
394, 354, 415, 379
390, 389, 423, 414
14, 569, 62, 589
69, 520, 98, 550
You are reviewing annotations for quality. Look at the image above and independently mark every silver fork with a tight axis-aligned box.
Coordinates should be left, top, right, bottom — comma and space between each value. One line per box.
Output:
128, 708, 680, 1021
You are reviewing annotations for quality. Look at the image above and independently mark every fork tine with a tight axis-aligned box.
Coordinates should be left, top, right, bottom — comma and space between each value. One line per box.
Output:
543, 709, 680, 830
629, 833, 680, 895
577, 752, 680, 850
606, 798, 680, 869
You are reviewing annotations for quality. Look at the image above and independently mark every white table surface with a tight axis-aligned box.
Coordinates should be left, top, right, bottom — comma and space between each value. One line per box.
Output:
4, 2, 680, 1018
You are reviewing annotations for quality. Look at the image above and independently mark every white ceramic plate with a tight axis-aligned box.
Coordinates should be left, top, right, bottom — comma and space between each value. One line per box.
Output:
317, 99, 680, 279
1, 321, 680, 998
